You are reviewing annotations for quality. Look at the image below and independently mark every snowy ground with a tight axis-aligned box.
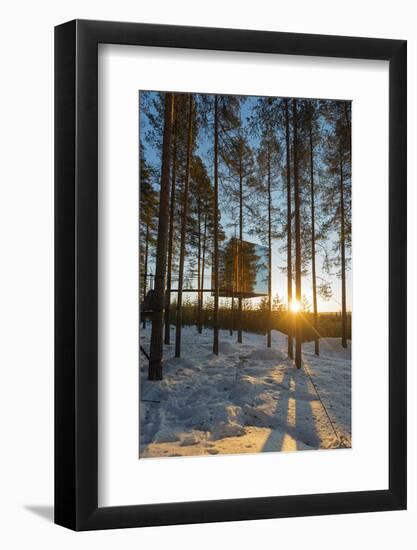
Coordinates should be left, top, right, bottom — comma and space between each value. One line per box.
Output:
139, 326, 351, 458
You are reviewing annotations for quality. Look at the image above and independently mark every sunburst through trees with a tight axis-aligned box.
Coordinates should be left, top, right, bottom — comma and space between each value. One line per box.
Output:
139, 91, 352, 458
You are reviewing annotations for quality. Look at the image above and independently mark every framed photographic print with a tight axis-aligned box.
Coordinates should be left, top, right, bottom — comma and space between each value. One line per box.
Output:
55, 20, 407, 530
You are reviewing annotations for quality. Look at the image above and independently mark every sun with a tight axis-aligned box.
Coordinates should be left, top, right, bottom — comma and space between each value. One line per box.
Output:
290, 299, 301, 313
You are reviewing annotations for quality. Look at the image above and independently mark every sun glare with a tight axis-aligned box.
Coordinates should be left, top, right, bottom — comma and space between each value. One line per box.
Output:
290, 299, 301, 313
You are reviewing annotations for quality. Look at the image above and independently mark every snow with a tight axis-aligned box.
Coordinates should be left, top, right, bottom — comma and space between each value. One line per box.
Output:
139, 326, 351, 458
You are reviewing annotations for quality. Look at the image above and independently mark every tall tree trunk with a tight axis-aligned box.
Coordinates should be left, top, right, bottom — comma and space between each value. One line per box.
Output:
199, 214, 207, 334
267, 148, 272, 348
344, 101, 352, 161
309, 105, 319, 355
285, 99, 293, 359
292, 98, 302, 369
339, 147, 347, 348
197, 198, 202, 333
164, 120, 177, 345
175, 94, 193, 358
213, 96, 219, 354
142, 222, 149, 329
149, 92, 174, 380
230, 234, 237, 336
237, 151, 243, 344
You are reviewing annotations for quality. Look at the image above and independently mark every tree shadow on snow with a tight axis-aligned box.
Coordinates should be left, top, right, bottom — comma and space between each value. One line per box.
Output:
261, 364, 321, 452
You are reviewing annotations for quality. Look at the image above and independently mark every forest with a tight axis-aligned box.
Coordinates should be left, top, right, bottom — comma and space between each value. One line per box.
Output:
140, 91, 352, 381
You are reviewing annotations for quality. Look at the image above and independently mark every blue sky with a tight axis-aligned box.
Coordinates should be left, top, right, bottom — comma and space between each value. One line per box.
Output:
139, 91, 351, 313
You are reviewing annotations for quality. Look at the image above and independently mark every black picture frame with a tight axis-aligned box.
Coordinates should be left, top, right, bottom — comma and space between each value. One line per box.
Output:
55, 19, 407, 531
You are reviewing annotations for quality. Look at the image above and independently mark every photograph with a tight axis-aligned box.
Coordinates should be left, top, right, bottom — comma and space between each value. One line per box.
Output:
0, 0, 408, 541
139, 90, 352, 458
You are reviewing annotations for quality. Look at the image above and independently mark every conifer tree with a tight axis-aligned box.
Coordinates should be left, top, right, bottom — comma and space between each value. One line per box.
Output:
149, 93, 174, 380
139, 142, 158, 329
293, 98, 302, 368
284, 99, 294, 358
175, 94, 194, 357
221, 127, 255, 343
307, 100, 319, 355
320, 100, 352, 348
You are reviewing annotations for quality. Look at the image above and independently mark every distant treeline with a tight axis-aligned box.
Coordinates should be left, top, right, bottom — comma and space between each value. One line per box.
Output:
154, 298, 351, 342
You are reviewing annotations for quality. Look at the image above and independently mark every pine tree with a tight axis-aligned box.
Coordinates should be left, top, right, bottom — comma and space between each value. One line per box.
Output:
307, 100, 319, 355
139, 142, 158, 329
284, 99, 294, 359
248, 98, 281, 348
213, 95, 220, 354
194, 159, 214, 334
183, 155, 214, 334
199, 93, 241, 353
175, 94, 194, 357
163, 94, 196, 344
163, 105, 178, 344
293, 98, 302, 369
253, 134, 279, 347
221, 128, 255, 344
320, 100, 352, 348
149, 93, 174, 380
